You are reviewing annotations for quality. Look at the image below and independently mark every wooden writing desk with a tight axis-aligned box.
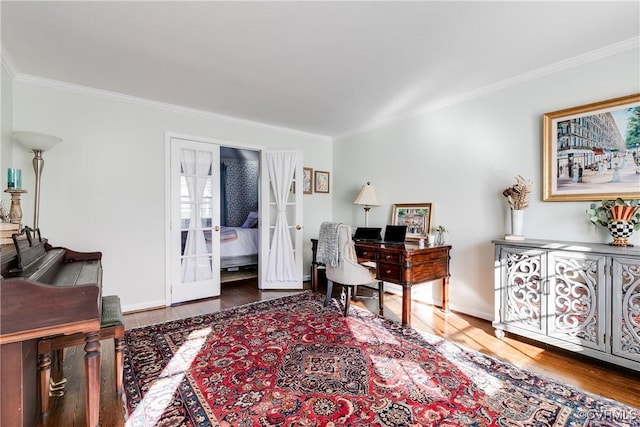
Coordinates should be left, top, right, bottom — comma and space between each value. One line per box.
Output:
311, 239, 451, 326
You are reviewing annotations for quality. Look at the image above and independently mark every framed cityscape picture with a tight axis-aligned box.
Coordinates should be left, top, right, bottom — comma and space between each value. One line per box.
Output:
543, 93, 640, 201
391, 203, 432, 241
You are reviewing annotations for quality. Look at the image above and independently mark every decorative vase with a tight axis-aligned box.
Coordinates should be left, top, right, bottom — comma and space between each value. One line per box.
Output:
511, 209, 524, 237
606, 205, 638, 246
436, 230, 445, 246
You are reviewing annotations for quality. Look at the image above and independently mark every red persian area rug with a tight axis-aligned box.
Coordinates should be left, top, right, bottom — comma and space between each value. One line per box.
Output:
123, 292, 639, 426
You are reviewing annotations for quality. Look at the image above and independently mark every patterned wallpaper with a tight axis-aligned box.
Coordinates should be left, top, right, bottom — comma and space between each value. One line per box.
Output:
223, 159, 259, 226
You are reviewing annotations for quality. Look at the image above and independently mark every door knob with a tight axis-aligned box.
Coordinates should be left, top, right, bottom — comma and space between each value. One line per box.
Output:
214, 226, 220, 231
296, 225, 302, 230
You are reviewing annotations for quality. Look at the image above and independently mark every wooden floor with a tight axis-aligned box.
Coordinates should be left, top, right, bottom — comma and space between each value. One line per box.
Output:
41, 279, 640, 426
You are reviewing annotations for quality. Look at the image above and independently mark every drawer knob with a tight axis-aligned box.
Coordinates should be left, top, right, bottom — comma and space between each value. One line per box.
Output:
363, 251, 368, 255
386, 270, 391, 274
385, 255, 391, 259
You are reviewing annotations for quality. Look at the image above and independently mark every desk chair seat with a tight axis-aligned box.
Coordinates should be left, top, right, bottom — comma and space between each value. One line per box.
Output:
319, 223, 384, 316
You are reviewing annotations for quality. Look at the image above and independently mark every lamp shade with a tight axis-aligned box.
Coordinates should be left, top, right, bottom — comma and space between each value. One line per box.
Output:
12, 131, 62, 152
353, 182, 381, 206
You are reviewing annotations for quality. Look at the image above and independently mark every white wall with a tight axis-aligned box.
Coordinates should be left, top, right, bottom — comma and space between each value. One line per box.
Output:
1, 64, 13, 193
5, 48, 639, 319
10, 78, 332, 311
333, 48, 640, 320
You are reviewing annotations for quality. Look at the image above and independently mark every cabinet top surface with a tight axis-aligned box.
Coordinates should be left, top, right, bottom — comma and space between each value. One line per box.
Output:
492, 238, 640, 257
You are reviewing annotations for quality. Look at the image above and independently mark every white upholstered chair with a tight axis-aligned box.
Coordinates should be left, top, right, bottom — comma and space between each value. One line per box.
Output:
321, 223, 384, 316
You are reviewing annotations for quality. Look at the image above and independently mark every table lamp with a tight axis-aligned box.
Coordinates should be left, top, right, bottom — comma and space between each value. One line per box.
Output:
353, 182, 381, 226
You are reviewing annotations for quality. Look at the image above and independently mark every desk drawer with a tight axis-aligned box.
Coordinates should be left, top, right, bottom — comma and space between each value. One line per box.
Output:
378, 262, 402, 282
378, 250, 402, 264
355, 247, 377, 261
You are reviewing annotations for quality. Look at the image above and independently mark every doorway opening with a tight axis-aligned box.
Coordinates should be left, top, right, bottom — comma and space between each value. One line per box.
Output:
219, 146, 260, 289
167, 134, 303, 306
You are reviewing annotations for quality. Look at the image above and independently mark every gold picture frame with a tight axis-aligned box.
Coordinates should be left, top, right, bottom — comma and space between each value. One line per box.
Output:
391, 203, 432, 241
314, 170, 330, 193
543, 93, 640, 201
303, 167, 313, 194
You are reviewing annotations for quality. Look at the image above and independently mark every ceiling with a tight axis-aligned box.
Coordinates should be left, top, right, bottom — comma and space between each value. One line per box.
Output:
2, 1, 638, 138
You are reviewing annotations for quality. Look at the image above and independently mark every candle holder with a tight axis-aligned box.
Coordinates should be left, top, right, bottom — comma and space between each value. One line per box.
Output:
4, 188, 28, 229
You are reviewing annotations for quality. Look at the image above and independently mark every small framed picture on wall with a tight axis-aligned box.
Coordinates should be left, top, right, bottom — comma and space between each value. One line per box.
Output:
314, 170, 330, 193
303, 167, 313, 194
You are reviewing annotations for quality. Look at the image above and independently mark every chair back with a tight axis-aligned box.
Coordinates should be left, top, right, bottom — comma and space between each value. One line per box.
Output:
325, 224, 375, 286
336, 224, 357, 262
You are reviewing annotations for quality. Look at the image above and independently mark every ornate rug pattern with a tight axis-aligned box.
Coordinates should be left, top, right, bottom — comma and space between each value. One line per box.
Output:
123, 292, 639, 426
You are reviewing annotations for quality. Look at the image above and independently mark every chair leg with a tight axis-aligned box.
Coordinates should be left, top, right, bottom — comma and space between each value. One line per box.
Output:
324, 280, 334, 307
344, 286, 352, 316
352, 285, 358, 300
378, 281, 385, 315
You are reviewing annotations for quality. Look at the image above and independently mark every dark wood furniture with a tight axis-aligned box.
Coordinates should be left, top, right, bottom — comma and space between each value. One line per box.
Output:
311, 238, 451, 326
38, 295, 124, 423
0, 233, 103, 427
310, 238, 326, 291
355, 241, 452, 326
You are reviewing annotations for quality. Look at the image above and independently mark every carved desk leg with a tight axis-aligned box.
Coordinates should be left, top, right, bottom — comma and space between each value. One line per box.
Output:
84, 331, 101, 427
441, 276, 451, 313
402, 283, 412, 327
312, 262, 319, 292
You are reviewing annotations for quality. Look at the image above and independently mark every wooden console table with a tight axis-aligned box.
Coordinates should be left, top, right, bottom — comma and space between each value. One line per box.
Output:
311, 239, 451, 326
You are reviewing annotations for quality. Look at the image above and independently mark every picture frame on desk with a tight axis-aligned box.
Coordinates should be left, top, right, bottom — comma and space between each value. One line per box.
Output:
542, 93, 640, 202
391, 203, 432, 241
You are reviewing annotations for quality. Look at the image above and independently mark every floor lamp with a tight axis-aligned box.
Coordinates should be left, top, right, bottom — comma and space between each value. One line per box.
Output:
12, 131, 62, 230
353, 182, 381, 227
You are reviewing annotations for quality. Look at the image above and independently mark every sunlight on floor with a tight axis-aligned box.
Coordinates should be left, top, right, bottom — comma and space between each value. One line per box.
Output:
347, 314, 506, 403
126, 327, 211, 426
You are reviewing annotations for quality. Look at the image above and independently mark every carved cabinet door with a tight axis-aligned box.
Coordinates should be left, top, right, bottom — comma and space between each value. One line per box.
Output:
499, 246, 547, 335
547, 251, 607, 352
611, 256, 640, 364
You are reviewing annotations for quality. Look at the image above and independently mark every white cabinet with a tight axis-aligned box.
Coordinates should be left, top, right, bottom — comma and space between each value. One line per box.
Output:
612, 256, 640, 365
493, 239, 640, 371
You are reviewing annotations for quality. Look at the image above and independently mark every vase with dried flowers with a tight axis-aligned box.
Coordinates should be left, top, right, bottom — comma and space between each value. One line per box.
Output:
502, 175, 532, 239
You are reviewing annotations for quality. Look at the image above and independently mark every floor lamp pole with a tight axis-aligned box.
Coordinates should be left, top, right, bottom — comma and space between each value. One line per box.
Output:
32, 149, 44, 230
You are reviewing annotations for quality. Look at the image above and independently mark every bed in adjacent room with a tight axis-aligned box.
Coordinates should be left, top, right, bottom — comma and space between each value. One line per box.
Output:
220, 226, 259, 269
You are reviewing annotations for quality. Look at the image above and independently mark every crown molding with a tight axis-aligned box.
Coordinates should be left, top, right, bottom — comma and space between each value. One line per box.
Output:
12, 73, 332, 142
336, 37, 640, 141
1, 46, 18, 78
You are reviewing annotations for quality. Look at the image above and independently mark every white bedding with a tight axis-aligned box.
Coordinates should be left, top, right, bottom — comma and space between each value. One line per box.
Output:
220, 227, 258, 258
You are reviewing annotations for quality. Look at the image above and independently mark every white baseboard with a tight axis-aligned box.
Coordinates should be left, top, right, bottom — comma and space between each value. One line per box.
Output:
122, 300, 166, 314
366, 282, 493, 322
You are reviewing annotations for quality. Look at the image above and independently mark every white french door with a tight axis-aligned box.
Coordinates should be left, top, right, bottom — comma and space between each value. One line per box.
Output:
170, 137, 220, 304
259, 150, 303, 290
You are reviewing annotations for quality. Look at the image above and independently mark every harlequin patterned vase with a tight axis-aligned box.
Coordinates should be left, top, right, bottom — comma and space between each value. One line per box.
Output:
607, 205, 638, 247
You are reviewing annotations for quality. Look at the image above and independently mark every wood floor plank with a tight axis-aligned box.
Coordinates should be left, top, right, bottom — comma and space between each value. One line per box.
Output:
39, 279, 640, 426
